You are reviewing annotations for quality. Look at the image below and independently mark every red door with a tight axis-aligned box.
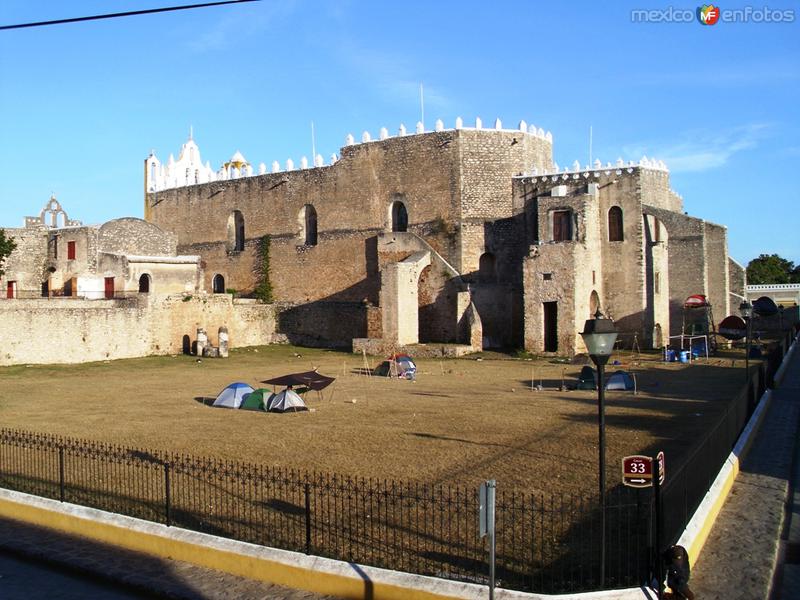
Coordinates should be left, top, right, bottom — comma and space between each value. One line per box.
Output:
104, 277, 114, 299
6, 281, 14, 299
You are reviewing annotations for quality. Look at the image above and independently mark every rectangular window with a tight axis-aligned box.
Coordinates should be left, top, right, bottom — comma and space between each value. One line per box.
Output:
6, 281, 16, 299
552, 210, 572, 241
52, 235, 58, 259
543, 273, 552, 281
592, 270, 596, 285
654, 272, 661, 294
67, 241, 76, 260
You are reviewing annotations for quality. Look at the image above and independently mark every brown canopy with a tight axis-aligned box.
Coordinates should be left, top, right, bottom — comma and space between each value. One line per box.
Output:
261, 370, 335, 391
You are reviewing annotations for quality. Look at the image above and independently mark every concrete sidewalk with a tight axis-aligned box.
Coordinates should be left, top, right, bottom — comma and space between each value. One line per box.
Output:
0, 516, 338, 600
691, 339, 800, 599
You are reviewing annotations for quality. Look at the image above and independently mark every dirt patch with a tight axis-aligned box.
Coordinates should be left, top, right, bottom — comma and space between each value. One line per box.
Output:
0, 346, 750, 494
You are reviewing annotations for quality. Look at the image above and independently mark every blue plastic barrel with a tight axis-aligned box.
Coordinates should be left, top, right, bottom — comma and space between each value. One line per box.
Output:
664, 349, 676, 362
679, 350, 690, 363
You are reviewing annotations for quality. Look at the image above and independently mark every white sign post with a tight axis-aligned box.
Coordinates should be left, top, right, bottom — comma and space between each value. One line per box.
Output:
479, 480, 496, 600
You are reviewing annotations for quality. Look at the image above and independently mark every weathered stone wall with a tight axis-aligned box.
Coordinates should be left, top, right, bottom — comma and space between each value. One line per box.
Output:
274, 301, 367, 348
643, 214, 670, 348
643, 206, 708, 337
639, 169, 683, 212
1, 226, 48, 296
704, 222, 730, 320
98, 218, 177, 256
0, 295, 275, 365
729, 258, 746, 309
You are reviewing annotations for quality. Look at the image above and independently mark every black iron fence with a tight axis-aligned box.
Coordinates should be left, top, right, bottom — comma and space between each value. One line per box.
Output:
0, 429, 651, 594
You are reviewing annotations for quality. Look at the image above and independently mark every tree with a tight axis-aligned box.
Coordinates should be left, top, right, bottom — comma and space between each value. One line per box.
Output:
746, 254, 799, 284
0, 229, 17, 277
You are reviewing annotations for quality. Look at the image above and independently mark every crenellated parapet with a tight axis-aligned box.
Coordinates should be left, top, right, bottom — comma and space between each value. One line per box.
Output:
144, 117, 552, 193
515, 155, 670, 181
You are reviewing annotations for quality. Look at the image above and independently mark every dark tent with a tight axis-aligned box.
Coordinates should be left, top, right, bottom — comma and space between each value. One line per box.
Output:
261, 370, 335, 391
605, 371, 635, 391
753, 296, 779, 317
576, 366, 597, 390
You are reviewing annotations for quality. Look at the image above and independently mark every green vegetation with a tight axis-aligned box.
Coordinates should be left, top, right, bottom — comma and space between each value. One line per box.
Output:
0, 229, 17, 277
747, 253, 800, 284
253, 234, 274, 303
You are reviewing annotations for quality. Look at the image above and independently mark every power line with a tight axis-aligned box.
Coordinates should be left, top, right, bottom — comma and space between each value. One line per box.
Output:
0, 1, 259, 31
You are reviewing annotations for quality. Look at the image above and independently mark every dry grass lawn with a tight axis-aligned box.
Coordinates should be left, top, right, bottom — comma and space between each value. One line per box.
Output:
0, 345, 750, 494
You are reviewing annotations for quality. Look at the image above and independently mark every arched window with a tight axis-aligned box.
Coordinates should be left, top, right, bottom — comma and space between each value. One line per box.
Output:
478, 252, 496, 283
213, 274, 225, 294
300, 204, 318, 246
227, 210, 245, 252
589, 290, 600, 316
608, 206, 624, 242
138, 274, 151, 293
391, 200, 408, 232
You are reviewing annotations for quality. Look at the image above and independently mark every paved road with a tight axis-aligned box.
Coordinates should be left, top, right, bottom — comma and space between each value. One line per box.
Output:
0, 550, 149, 599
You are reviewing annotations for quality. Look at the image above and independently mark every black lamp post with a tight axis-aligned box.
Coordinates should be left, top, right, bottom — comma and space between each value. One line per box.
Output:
580, 310, 618, 588
739, 300, 752, 382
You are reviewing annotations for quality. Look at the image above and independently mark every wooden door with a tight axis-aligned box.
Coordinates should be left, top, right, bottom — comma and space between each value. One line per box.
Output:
6, 281, 14, 299
104, 277, 114, 299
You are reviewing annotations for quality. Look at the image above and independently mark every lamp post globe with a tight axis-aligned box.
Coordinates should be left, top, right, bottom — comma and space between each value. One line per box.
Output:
580, 309, 618, 589
739, 300, 752, 320
739, 301, 753, 381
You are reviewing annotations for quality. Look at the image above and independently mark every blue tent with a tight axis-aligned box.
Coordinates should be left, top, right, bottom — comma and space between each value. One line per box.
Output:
212, 382, 254, 409
605, 371, 635, 391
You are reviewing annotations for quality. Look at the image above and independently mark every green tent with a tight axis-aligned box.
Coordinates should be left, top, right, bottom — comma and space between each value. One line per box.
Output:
240, 388, 272, 411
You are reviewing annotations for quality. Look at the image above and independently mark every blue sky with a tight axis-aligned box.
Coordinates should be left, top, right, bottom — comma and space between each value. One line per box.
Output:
1, 0, 798, 264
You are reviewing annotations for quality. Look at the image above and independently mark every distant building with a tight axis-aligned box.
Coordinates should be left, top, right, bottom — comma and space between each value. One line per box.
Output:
746, 283, 800, 307
1, 196, 201, 299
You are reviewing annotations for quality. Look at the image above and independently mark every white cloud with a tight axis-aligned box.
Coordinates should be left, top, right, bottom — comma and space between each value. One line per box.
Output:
622, 123, 770, 173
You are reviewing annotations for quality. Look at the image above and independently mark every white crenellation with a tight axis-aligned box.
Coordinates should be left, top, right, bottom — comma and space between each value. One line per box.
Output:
515, 155, 670, 179
146, 116, 559, 191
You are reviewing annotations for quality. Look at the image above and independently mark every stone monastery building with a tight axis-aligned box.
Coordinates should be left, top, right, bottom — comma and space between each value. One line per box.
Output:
0, 117, 744, 364
142, 117, 744, 356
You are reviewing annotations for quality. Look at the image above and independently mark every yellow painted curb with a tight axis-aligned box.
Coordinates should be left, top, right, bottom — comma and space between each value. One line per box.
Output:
0, 493, 463, 600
